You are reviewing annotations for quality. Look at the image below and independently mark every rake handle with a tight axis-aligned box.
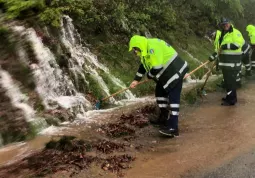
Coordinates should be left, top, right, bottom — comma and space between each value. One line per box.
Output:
101, 61, 210, 102
201, 62, 217, 90
184, 61, 209, 79
101, 79, 149, 101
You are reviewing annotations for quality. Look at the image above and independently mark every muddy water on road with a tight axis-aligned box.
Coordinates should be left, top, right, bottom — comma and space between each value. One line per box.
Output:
125, 83, 255, 178
0, 78, 214, 168
0, 97, 155, 166
2, 80, 255, 178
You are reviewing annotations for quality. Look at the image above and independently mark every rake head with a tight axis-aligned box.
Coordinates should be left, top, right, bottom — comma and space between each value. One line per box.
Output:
95, 100, 101, 110
197, 88, 207, 98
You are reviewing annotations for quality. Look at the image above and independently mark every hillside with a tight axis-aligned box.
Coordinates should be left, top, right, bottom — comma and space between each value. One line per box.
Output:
0, 0, 255, 145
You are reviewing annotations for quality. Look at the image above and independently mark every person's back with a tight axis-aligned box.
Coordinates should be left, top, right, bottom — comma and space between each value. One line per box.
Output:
147, 38, 177, 66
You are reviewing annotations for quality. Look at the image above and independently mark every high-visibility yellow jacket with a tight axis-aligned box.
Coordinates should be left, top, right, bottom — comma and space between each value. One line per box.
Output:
246, 25, 255, 45
129, 35, 188, 90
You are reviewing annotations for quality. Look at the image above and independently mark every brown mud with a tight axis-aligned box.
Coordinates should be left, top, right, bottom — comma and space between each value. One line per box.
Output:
1, 82, 255, 178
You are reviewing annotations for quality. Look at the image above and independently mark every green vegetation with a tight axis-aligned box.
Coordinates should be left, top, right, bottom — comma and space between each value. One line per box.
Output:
0, 0, 45, 19
85, 72, 105, 99
181, 75, 223, 104
0, 0, 254, 99
1, 0, 254, 37
0, 0, 254, 146
182, 88, 199, 105
98, 70, 120, 95
1, 131, 26, 145
0, 0, 91, 26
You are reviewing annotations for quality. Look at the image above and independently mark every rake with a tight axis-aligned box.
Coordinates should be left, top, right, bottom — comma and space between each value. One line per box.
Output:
197, 62, 217, 97
95, 60, 210, 109
95, 79, 149, 109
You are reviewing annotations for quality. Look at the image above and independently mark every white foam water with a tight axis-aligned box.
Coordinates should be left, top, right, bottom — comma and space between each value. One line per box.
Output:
60, 15, 135, 103
0, 68, 35, 122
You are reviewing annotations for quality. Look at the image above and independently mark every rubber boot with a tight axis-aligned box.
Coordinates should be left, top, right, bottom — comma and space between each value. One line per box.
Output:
159, 115, 179, 137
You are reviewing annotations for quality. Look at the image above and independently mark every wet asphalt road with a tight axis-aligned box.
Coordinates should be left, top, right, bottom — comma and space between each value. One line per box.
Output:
188, 148, 255, 178
126, 80, 255, 178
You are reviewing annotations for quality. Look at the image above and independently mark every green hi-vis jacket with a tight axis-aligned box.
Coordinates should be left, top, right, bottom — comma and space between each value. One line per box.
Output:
246, 25, 255, 45
210, 26, 243, 71
209, 30, 222, 61
129, 35, 188, 90
214, 30, 222, 52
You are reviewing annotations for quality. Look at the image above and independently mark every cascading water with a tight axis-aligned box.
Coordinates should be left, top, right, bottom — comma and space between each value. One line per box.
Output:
0, 14, 220, 164
179, 48, 213, 85
9, 17, 215, 121
0, 68, 48, 131
181, 49, 203, 65
13, 26, 91, 116
0, 16, 139, 154
5, 15, 136, 131
60, 15, 135, 103
0, 68, 35, 122
8, 15, 136, 127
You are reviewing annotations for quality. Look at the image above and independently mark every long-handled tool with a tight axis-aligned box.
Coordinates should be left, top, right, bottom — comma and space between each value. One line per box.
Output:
95, 79, 149, 109
184, 61, 210, 79
198, 62, 216, 97
95, 60, 210, 109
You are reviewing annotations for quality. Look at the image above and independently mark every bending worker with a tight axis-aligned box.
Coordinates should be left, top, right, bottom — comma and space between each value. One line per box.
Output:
129, 35, 189, 137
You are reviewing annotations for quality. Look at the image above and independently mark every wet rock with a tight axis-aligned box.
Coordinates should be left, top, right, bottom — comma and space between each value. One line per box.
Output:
45, 109, 75, 122
57, 54, 69, 68
44, 116, 60, 126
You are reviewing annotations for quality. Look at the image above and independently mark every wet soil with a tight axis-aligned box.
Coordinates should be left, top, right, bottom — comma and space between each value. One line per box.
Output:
0, 105, 157, 178
1, 81, 255, 178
